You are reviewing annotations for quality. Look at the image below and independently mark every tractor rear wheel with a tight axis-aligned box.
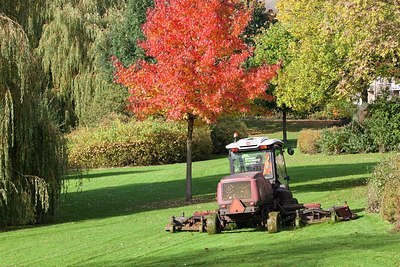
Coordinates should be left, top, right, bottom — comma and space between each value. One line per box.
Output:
206, 214, 220, 235
267, 211, 280, 233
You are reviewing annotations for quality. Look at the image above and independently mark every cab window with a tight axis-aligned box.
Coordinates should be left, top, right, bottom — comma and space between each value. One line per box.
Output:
230, 151, 273, 179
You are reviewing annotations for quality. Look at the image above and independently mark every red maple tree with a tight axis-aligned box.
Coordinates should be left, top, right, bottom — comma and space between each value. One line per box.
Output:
114, 0, 278, 201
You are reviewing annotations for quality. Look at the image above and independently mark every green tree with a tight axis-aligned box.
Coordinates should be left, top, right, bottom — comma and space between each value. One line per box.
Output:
268, 0, 400, 112
251, 22, 298, 140
2, 0, 154, 128
252, 22, 295, 67
37, 0, 130, 128
330, 0, 400, 93
37, 0, 154, 127
102, 0, 153, 72
242, 1, 271, 46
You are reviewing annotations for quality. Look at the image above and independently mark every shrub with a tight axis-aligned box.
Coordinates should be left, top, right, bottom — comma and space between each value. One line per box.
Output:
297, 129, 322, 154
309, 94, 400, 155
319, 123, 376, 155
344, 122, 376, 154
367, 154, 400, 227
381, 179, 400, 224
314, 94, 400, 155
67, 119, 212, 169
319, 127, 349, 154
364, 95, 400, 152
210, 118, 248, 154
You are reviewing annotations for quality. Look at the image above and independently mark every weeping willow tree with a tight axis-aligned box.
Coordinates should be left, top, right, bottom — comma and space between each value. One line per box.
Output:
0, 14, 65, 226
0, 0, 48, 47
37, 0, 129, 127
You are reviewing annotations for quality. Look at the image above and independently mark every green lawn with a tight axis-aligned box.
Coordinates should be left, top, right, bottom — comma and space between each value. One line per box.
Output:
1, 120, 399, 266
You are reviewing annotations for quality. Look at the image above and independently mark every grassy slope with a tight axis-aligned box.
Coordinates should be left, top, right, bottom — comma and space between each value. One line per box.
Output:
1, 120, 399, 266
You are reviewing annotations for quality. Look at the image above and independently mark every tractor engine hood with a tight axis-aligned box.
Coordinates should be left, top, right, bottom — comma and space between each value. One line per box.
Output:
216, 172, 274, 207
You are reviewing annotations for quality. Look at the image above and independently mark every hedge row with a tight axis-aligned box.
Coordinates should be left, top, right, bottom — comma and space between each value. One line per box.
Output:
367, 154, 400, 231
67, 119, 213, 169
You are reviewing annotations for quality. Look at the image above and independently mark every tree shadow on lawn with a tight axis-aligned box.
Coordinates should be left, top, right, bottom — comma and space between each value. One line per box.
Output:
63, 169, 155, 180
291, 177, 367, 194
57, 161, 375, 224
58, 174, 222, 223
287, 162, 376, 184
77, 232, 400, 266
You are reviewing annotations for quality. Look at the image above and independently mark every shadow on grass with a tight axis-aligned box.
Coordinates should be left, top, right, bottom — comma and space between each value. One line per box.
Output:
287, 162, 376, 184
64, 169, 156, 180
55, 161, 376, 224
351, 208, 365, 215
58, 174, 222, 223
291, 177, 367, 193
76, 232, 400, 266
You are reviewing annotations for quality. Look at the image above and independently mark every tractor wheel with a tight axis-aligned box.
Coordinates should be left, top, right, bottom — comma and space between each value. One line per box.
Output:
206, 214, 220, 235
267, 212, 280, 234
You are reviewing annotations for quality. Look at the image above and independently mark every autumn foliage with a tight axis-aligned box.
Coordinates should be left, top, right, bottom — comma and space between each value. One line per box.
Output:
114, 0, 277, 201
114, 0, 277, 123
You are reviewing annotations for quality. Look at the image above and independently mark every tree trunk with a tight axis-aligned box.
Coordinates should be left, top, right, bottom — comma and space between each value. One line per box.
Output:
185, 114, 195, 202
282, 105, 287, 142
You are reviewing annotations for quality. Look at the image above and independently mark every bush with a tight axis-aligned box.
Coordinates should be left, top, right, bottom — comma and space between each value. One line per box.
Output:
381, 179, 400, 224
344, 122, 376, 154
319, 122, 377, 155
364, 94, 400, 152
367, 154, 400, 229
297, 129, 322, 154
319, 127, 349, 154
313, 94, 400, 155
67, 119, 212, 169
210, 118, 248, 154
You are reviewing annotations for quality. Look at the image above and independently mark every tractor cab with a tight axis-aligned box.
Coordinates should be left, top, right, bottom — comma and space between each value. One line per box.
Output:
226, 137, 290, 187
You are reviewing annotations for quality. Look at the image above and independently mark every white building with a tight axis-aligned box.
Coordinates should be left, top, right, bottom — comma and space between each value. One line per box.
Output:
368, 78, 400, 103
262, 0, 278, 12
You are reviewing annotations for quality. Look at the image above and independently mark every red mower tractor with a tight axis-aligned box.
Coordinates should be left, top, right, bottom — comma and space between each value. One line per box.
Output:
166, 137, 356, 234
